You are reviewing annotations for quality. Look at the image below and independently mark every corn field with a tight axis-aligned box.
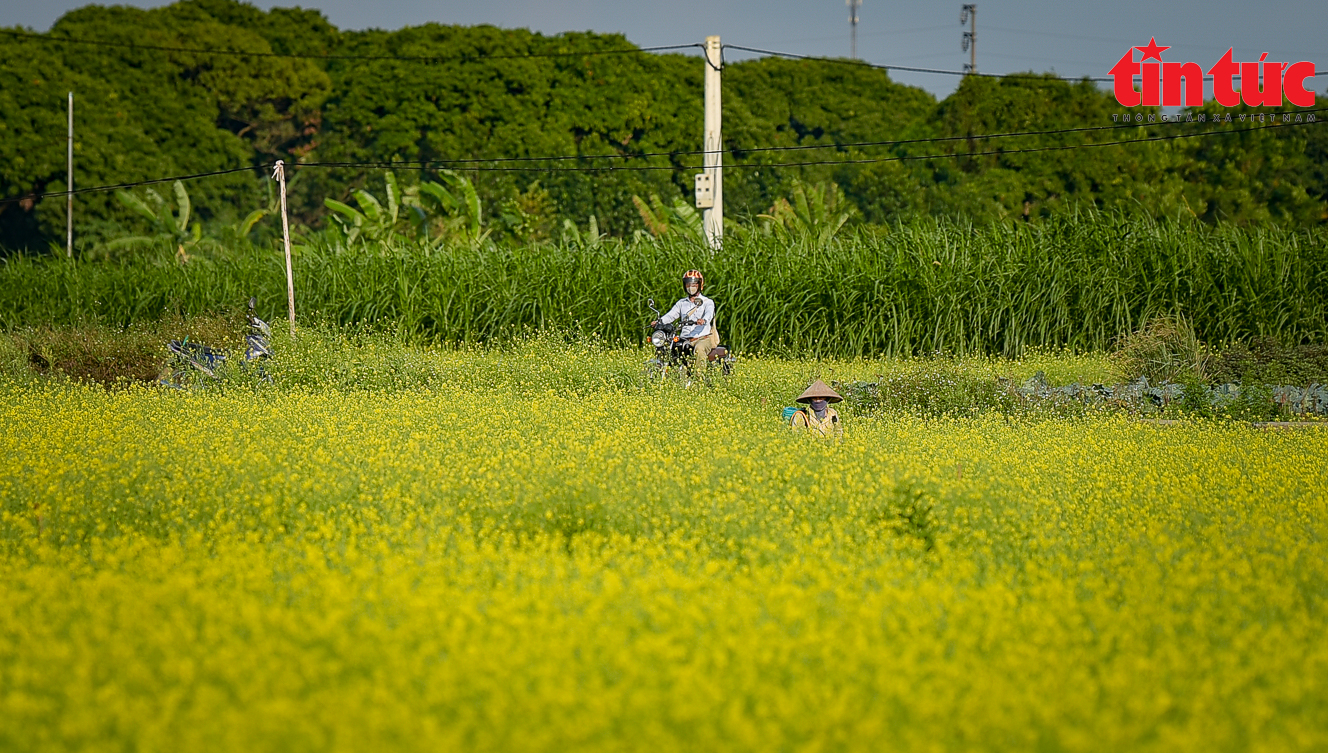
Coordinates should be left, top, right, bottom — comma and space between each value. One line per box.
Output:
2, 213, 1324, 356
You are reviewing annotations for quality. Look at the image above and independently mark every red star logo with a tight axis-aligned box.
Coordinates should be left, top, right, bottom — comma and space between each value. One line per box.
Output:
1134, 37, 1170, 62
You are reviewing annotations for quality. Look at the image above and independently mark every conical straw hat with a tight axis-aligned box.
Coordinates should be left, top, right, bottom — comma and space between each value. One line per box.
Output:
796, 379, 842, 404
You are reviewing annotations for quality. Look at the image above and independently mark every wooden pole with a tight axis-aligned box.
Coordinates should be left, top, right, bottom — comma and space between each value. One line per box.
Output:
274, 160, 296, 336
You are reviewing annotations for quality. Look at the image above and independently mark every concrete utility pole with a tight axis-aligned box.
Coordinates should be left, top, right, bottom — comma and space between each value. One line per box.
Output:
700, 35, 722, 249
66, 91, 73, 257
847, 0, 862, 60
960, 4, 976, 74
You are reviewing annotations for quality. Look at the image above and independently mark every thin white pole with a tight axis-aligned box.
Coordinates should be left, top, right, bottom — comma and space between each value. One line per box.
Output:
66, 91, 73, 257
702, 35, 723, 249
274, 160, 296, 336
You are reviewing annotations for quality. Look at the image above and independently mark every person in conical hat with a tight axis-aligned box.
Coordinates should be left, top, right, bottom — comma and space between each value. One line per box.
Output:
791, 380, 843, 438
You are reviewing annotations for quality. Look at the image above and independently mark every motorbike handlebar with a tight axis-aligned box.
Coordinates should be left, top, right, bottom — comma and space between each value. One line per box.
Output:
647, 319, 696, 332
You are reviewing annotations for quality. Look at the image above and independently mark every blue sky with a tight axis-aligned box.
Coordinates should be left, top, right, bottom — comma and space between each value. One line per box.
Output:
7, 0, 1326, 99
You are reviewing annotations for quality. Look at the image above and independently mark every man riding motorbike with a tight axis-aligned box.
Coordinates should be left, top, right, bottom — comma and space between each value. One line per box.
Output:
653, 269, 720, 376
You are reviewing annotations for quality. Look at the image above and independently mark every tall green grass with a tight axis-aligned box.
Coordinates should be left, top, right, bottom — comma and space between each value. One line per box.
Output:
2, 213, 1325, 356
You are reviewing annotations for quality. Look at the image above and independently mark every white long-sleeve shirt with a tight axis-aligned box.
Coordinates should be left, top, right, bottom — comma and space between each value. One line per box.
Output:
660, 294, 715, 339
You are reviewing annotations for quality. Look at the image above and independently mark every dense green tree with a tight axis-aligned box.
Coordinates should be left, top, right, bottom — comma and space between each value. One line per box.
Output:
310, 25, 700, 235
1, 0, 329, 248
720, 57, 936, 220
1178, 104, 1326, 224
919, 74, 1191, 221
1, 0, 1324, 252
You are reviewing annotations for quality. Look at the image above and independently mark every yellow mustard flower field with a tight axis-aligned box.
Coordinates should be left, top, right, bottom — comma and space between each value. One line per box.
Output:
1, 342, 1326, 752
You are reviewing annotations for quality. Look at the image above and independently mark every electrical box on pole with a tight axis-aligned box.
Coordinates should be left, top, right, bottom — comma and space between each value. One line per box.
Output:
694, 173, 714, 209
701, 35, 722, 249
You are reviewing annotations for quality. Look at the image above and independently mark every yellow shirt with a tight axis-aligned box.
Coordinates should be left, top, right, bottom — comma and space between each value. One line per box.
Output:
790, 407, 842, 438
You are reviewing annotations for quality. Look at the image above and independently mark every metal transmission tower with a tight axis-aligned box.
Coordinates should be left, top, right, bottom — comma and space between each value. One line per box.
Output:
960, 4, 976, 73
847, 0, 862, 59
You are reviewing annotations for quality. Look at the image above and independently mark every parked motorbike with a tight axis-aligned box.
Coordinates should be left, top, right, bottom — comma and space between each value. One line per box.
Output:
644, 298, 734, 381
161, 297, 272, 387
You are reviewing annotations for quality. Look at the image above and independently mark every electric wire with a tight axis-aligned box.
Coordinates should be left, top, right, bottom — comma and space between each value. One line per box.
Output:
290, 106, 1328, 167
0, 29, 702, 62
11, 28, 1323, 82
766, 24, 953, 47
7, 116, 1318, 206
296, 117, 1322, 173
980, 24, 1328, 60
723, 43, 1328, 82
723, 43, 1110, 80
0, 166, 261, 206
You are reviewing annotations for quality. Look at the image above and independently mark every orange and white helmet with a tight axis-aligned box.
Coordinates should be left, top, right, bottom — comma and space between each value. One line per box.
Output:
682, 269, 705, 293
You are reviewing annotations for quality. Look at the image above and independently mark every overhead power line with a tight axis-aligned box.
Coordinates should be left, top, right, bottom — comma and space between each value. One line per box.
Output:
724, 43, 1108, 80
1, 166, 261, 205
981, 24, 1328, 60
298, 117, 1323, 172
11, 29, 1323, 82
0, 29, 701, 62
290, 107, 1328, 167
723, 43, 1327, 82
768, 23, 952, 47
5, 116, 1318, 206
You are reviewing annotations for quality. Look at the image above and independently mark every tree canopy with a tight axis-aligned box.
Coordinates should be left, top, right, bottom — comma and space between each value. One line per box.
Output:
2, 0, 1324, 251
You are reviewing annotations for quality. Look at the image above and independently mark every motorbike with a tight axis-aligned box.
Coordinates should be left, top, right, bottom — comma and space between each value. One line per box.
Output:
644, 298, 734, 381
161, 297, 272, 387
